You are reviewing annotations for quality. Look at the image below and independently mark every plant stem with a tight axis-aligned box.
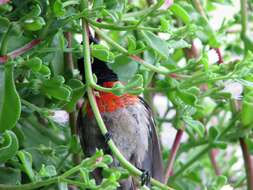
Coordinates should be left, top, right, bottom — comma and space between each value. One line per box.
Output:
0, 177, 58, 190
0, 39, 42, 63
64, 32, 74, 71
191, 0, 207, 21
123, 2, 165, 18
93, 26, 191, 78
0, 158, 92, 190
209, 149, 221, 176
172, 113, 237, 180
130, 55, 170, 75
239, 1, 253, 189
240, 0, 247, 39
240, 0, 248, 57
9, 39, 41, 58
239, 138, 253, 190
57, 152, 71, 171
92, 27, 128, 53
64, 31, 81, 165
86, 17, 161, 32
81, 2, 173, 189
164, 129, 184, 182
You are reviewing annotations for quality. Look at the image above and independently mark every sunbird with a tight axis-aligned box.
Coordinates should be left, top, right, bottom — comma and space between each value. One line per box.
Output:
77, 37, 163, 189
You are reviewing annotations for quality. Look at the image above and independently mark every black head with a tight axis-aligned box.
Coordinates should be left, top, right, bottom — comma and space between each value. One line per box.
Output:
77, 37, 118, 84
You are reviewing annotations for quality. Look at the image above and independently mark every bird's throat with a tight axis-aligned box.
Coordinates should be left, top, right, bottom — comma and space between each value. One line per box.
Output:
86, 81, 138, 117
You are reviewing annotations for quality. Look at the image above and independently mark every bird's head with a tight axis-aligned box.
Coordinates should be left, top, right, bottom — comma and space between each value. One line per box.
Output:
78, 37, 118, 85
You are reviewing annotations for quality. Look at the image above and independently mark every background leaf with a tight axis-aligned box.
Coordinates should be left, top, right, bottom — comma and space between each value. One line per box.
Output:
0, 130, 19, 163
0, 64, 21, 132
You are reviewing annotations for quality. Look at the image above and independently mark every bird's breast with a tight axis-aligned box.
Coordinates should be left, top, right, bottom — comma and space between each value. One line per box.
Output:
86, 82, 139, 117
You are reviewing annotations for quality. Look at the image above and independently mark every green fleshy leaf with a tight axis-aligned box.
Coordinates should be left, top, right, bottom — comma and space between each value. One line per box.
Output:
17, 150, 35, 182
0, 63, 21, 132
91, 44, 115, 63
22, 16, 45, 31
141, 31, 169, 60
108, 55, 138, 82
0, 131, 19, 163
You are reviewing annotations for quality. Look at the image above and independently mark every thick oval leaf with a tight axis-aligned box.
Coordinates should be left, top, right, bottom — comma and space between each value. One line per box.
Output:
0, 64, 21, 132
0, 130, 19, 163
43, 76, 65, 87
41, 76, 71, 101
17, 150, 35, 182
91, 44, 115, 63
53, 0, 66, 17
42, 85, 71, 101
170, 4, 190, 25
108, 55, 138, 82
183, 116, 205, 138
50, 31, 65, 75
208, 127, 219, 141
39, 65, 51, 76
30, 4, 41, 16
167, 39, 191, 49
176, 89, 197, 106
127, 35, 137, 53
22, 16, 45, 31
141, 31, 169, 60
25, 57, 42, 72
241, 92, 253, 127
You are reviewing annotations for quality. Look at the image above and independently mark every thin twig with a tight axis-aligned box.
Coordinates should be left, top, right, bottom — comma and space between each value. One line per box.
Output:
9, 39, 41, 58
209, 149, 221, 176
0, 39, 41, 64
192, 0, 207, 20
239, 138, 253, 190
164, 129, 184, 182
239, 0, 253, 189
64, 32, 80, 165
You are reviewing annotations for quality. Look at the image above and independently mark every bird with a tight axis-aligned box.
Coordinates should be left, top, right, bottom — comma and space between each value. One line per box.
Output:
77, 38, 163, 189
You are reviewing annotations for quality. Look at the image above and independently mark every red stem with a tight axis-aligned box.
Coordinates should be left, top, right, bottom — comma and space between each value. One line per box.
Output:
209, 149, 221, 176
164, 129, 184, 182
64, 33, 74, 71
240, 137, 253, 190
0, 39, 41, 64
9, 39, 41, 58
213, 48, 223, 64
0, 55, 8, 63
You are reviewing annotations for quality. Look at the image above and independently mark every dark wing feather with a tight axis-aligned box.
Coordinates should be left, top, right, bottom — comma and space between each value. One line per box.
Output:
138, 97, 164, 182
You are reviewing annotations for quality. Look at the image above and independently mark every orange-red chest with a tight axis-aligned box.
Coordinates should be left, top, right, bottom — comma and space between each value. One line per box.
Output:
86, 82, 139, 117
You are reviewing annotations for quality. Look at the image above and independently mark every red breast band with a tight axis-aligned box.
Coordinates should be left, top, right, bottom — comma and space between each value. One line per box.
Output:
86, 82, 138, 117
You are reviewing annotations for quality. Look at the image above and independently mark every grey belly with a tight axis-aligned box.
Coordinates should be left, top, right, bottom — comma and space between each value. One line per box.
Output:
78, 104, 153, 189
